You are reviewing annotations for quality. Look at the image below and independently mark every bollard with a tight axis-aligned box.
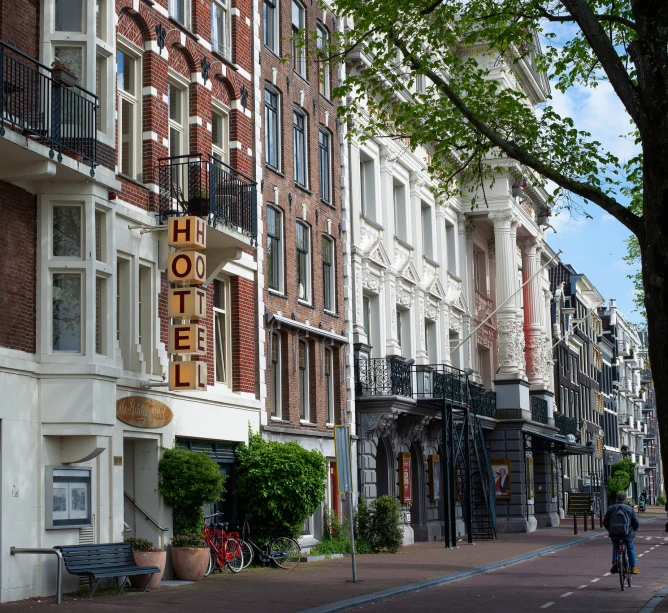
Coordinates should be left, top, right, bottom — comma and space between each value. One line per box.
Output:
584, 511, 588, 531
592, 510, 595, 529
574, 512, 578, 535
599, 510, 603, 528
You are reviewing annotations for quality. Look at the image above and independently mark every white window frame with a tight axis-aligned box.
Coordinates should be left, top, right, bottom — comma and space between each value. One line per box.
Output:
213, 277, 232, 386
168, 76, 189, 158
264, 0, 279, 54
299, 339, 310, 422
316, 24, 330, 99
265, 87, 281, 169
51, 270, 84, 355
293, 108, 308, 187
266, 205, 284, 293
296, 221, 312, 304
211, 102, 230, 164
55, 0, 84, 33
319, 127, 332, 203
393, 181, 409, 243
52, 204, 84, 259
169, 0, 191, 29
95, 274, 107, 356
117, 42, 142, 180
211, 0, 231, 60
325, 346, 334, 425
322, 234, 335, 313
291, 0, 306, 78
270, 331, 282, 419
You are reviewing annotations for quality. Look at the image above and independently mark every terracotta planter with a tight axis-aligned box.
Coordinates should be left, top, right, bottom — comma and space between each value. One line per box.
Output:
129, 551, 166, 589
52, 68, 78, 87
171, 547, 209, 581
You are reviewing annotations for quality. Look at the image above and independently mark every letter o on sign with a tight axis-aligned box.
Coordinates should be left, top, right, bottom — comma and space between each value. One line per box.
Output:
168, 252, 206, 285
171, 253, 192, 279
195, 253, 205, 279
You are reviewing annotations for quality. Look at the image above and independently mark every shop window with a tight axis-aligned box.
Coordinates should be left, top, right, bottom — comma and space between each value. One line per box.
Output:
53, 205, 82, 258
264, 0, 279, 53
299, 340, 309, 420
322, 235, 334, 312
52, 273, 82, 353
214, 279, 231, 385
267, 206, 283, 292
270, 332, 281, 418
264, 88, 280, 169
296, 221, 311, 303
55, 0, 83, 32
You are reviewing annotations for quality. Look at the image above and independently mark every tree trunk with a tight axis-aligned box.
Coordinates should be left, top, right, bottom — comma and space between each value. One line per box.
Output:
640, 131, 668, 502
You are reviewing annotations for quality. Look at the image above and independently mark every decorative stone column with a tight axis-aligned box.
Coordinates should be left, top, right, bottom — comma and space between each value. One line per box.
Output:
519, 237, 545, 389
489, 211, 526, 381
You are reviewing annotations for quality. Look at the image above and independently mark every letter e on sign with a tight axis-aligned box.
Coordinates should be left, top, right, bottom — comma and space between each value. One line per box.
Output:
169, 324, 207, 355
169, 216, 206, 249
168, 252, 206, 285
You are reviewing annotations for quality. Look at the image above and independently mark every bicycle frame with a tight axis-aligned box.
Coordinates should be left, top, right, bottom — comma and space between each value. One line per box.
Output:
204, 514, 242, 569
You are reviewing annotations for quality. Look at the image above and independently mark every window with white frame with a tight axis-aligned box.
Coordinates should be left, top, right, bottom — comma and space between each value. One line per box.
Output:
266, 206, 283, 292
319, 128, 331, 203
363, 295, 371, 340
316, 24, 330, 98
53, 205, 83, 258
293, 109, 307, 186
95, 276, 107, 355
265, 87, 280, 169
296, 221, 311, 303
116, 257, 131, 366
325, 347, 334, 424
169, 0, 191, 28
95, 210, 106, 262
393, 182, 408, 242
360, 153, 377, 222
299, 340, 309, 420
291, 0, 306, 78
211, 0, 231, 60
446, 221, 457, 276
168, 81, 187, 158
96, 53, 108, 133
54, 46, 83, 81
322, 235, 334, 312
53, 272, 82, 353
117, 47, 141, 179
270, 331, 281, 417
264, 0, 279, 54
55, 0, 84, 32
96, 0, 107, 40
139, 265, 151, 368
421, 203, 433, 259
211, 106, 229, 164
214, 278, 231, 385
396, 308, 404, 354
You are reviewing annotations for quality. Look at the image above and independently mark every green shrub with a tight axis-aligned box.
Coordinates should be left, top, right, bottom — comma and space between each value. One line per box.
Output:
158, 446, 225, 536
611, 459, 636, 483
124, 537, 161, 552
657, 492, 666, 506
355, 495, 403, 554
235, 430, 327, 540
607, 472, 631, 501
171, 533, 205, 548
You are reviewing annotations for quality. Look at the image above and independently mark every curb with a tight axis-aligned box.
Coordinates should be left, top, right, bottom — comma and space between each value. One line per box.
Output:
640, 584, 668, 613
300, 516, 665, 613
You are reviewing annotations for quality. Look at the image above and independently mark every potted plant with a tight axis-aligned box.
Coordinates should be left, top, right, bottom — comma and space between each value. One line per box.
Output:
188, 187, 210, 217
51, 59, 78, 87
157, 446, 225, 581
125, 537, 166, 589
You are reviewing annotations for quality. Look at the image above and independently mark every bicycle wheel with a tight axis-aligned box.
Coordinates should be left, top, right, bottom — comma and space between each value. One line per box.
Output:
205, 550, 216, 577
225, 538, 244, 573
619, 551, 626, 591
270, 537, 301, 570
627, 552, 632, 587
240, 539, 253, 569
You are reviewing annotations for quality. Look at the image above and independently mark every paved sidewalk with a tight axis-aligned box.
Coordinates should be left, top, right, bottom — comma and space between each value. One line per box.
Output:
4, 508, 666, 613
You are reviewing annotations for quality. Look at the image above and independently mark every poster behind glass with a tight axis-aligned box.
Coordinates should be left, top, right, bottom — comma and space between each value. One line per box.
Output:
47, 467, 91, 528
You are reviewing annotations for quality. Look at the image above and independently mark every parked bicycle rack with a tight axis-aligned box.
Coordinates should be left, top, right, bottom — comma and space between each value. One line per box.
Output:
10, 547, 63, 604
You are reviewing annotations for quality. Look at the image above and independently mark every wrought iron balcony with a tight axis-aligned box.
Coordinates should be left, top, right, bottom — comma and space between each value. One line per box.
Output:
554, 412, 578, 436
648, 454, 657, 468
0, 41, 98, 171
354, 357, 413, 398
530, 396, 549, 425
157, 154, 257, 244
470, 382, 497, 419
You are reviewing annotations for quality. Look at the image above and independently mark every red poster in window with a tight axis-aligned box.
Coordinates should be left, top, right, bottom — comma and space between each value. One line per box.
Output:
398, 452, 412, 503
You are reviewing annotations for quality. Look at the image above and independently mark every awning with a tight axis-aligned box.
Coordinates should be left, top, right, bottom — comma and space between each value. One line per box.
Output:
266, 313, 348, 343
523, 429, 594, 457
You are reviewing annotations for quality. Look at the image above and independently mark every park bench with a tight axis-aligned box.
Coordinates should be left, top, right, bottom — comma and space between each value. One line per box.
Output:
55, 542, 161, 598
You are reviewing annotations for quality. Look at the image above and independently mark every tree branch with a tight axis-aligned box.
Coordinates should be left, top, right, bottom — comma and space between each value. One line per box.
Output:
560, 0, 645, 130
389, 30, 644, 237
537, 7, 636, 29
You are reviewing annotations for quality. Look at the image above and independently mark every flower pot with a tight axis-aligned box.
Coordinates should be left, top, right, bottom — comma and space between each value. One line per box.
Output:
188, 197, 210, 217
52, 68, 78, 87
171, 547, 209, 581
129, 551, 166, 589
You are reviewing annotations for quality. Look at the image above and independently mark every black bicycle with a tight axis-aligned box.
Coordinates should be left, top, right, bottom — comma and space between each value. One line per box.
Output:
616, 540, 632, 591
239, 517, 301, 570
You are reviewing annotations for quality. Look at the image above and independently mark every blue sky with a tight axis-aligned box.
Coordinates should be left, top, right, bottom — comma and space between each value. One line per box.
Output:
538, 25, 641, 321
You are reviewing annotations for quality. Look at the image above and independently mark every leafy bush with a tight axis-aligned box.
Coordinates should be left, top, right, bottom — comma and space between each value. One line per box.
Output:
355, 495, 403, 554
171, 533, 205, 548
158, 446, 225, 536
611, 459, 636, 483
124, 537, 161, 552
314, 506, 374, 555
235, 430, 327, 540
607, 472, 631, 502
657, 492, 666, 506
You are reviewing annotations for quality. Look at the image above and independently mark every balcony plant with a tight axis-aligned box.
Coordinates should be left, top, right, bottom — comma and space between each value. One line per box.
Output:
51, 59, 78, 87
124, 537, 166, 589
188, 186, 211, 217
158, 446, 225, 581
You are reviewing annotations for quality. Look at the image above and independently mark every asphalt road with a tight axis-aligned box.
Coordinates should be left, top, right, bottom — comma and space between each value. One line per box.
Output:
353, 517, 668, 613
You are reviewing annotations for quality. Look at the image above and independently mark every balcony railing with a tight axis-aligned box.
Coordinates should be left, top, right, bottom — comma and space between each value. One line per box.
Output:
554, 412, 578, 437
530, 396, 549, 425
470, 382, 497, 419
354, 357, 413, 398
648, 454, 657, 467
157, 154, 257, 244
0, 41, 98, 171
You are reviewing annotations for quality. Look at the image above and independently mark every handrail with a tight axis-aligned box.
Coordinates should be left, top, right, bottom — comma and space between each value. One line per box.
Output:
124, 492, 169, 531
11, 547, 63, 604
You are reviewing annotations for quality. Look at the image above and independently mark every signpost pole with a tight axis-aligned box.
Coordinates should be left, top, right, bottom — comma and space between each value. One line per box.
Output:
441, 398, 451, 548
335, 424, 358, 583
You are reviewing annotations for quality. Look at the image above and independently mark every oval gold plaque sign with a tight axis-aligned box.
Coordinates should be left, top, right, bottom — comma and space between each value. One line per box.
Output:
116, 397, 173, 429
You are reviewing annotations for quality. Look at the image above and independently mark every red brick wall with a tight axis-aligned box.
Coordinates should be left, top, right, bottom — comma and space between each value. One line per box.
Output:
231, 276, 255, 394
0, 180, 36, 354
262, 2, 346, 430
1, 0, 39, 57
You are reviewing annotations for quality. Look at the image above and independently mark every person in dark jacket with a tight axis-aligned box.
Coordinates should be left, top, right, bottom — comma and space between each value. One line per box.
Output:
604, 491, 641, 574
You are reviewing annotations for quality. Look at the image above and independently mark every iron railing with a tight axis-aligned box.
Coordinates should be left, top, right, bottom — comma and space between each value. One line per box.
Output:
531, 396, 549, 424
554, 412, 578, 436
354, 357, 412, 398
0, 41, 98, 171
648, 454, 657, 467
416, 365, 468, 406
470, 382, 497, 419
157, 154, 257, 244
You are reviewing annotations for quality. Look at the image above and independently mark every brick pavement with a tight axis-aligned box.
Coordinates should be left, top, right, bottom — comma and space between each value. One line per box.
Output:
4, 508, 666, 613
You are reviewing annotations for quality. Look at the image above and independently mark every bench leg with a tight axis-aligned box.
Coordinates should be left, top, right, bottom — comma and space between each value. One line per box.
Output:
88, 578, 100, 600
142, 573, 155, 593
117, 576, 129, 596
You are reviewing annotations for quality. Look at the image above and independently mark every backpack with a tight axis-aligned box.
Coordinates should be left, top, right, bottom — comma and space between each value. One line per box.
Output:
610, 505, 631, 537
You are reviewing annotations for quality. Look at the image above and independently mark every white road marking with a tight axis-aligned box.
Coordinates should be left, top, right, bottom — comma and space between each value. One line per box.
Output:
540, 603, 554, 609
646, 537, 652, 540
639, 554, 644, 557
577, 585, 588, 589
603, 573, 611, 576
561, 592, 573, 597
590, 578, 600, 583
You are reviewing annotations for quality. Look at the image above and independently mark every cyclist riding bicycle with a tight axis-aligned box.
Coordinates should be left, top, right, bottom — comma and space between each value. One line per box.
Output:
604, 491, 640, 575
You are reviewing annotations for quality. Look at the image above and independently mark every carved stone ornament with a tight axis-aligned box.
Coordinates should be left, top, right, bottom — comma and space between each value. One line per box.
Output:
426, 421, 442, 443
489, 209, 517, 229
525, 334, 546, 379
379, 145, 397, 171
397, 415, 432, 444
393, 242, 411, 271
359, 220, 380, 253
361, 411, 399, 440
450, 309, 461, 332
409, 171, 427, 192
397, 284, 414, 308
426, 301, 438, 321
362, 268, 381, 294
497, 317, 524, 369
477, 324, 495, 349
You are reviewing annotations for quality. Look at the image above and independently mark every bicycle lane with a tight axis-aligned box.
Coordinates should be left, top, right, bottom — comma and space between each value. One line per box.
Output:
342, 516, 668, 613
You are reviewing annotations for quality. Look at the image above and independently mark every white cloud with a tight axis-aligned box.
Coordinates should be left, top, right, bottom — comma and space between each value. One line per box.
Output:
600, 214, 615, 224
549, 211, 587, 236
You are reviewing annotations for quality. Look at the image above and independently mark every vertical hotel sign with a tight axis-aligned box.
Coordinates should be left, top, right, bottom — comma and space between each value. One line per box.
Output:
168, 216, 208, 391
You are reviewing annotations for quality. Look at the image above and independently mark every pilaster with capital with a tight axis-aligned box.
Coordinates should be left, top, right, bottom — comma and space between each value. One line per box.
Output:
519, 237, 546, 389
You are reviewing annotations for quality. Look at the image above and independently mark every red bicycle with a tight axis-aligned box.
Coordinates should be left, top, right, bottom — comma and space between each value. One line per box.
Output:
203, 512, 244, 575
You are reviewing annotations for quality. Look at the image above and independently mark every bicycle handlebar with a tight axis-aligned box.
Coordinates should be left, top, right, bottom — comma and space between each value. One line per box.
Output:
203, 512, 225, 521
